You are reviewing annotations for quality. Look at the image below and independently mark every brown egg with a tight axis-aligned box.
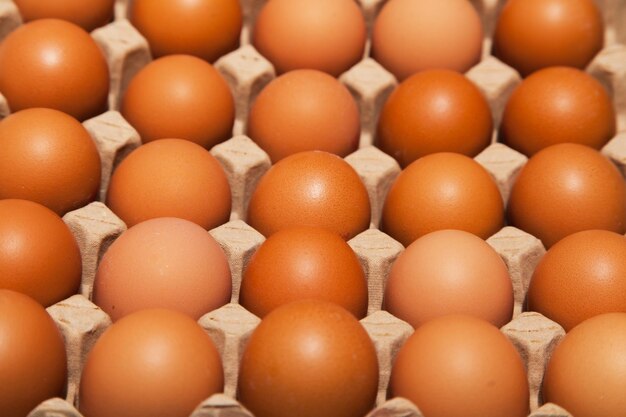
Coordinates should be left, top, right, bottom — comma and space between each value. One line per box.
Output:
93, 217, 231, 322
79, 308, 224, 417
237, 300, 378, 417
390, 315, 529, 417
240, 226, 367, 318
106, 138, 231, 230
121, 55, 234, 148
247, 151, 370, 240
527, 230, 626, 331
247, 69, 360, 162
376, 70, 492, 167
385, 230, 513, 328
13, 0, 114, 31
0, 19, 109, 121
0, 199, 81, 306
500, 67, 616, 156
129, 0, 242, 62
543, 313, 626, 417
0, 289, 67, 417
372, 0, 483, 81
0, 108, 101, 215
381, 153, 504, 246
493, 0, 604, 77
253, 0, 366, 76
507, 143, 626, 248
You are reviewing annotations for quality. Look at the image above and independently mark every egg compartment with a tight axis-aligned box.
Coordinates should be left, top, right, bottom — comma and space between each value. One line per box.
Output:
0, 0, 625, 416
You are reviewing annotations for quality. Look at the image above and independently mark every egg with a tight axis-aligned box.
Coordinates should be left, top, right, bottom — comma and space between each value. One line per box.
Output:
246, 151, 370, 240
493, 0, 604, 77
128, 0, 242, 62
389, 315, 529, 417
79, 308, 224, 417
237, 300, 378, 417
239, 226, 367, 318
93, 217, 231, 322
527, 230, 626, 331
121, 55, 235, 148
13, 0, 114, 32
381, 153, 504, 246
247, 69, 360, 162
106, 138, 231, 230
252, 0, 366, 76
0, 19, 109, 121
0, 108, 101, 215
0, 199, 81, 306
372, 0, 483, 81
500, 67, 616, 156
385, 230, 513, 328
543, 313, 626, 417
0, 289, 67, 417
376, 69, 493, 167
507, 143, 626, 248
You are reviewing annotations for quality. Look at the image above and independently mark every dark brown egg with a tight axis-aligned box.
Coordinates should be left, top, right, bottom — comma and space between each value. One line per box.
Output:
507, 143, 626, 248
13, 0, 114, 31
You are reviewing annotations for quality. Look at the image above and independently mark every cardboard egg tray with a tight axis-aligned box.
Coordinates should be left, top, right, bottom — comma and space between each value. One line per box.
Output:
1, 0, 626, 416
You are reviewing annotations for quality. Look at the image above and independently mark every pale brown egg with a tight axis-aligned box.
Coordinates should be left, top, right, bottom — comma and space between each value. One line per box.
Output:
493, 0, 604, 77
385, 230, 513, 328
239, 226, 367, 318
0, 19, 109, 121
381, 153, 504, 246
93, 217, 231, 322
106, 138, 231, 230
237, 300, 378, 417
247, 69, 360, 163
79, 308, 224, 417
372, 0, 483, 81
13, 0, 114, 31
500, 67, 616, 156
0, 108, 101, 215
121, 55, 234, 148
0, 199, 81, 307
543, 313, 626, 417
252, 0, 366, 76
376, 69, 493, 167
527, 230, 626, 331
0, 289, 67, 417
390, 315, 529, 417
247, 151, 370, 240
507, 143, 626, 248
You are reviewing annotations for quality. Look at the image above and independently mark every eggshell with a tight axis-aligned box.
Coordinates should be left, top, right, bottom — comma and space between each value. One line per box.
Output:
106, 138, 231, 230
507, 143, 626, 248
381, 152, 504, 246
237, 300, 378, 417
0, 108, 101, 215
389, 315, 529, 417
376, 69, 492, 167
252, 0, 366, 76
372, 0, 483, 81
129, 0, 242, 62
527, 230, 626, 331
500, 67, 616, 156
79, 308, 224, 417
0, 19, 109, 121
0, 199, 81, 306
13, 0, 114, 32
385, 230, 513, 328
493, 0, 604, 77
93, 217, 231, 322
121, 55, 235, 148
0, 289, 67, 417
239, 226, 367, 318
247, 69, 360, 163
247, 151, 370, 240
